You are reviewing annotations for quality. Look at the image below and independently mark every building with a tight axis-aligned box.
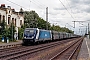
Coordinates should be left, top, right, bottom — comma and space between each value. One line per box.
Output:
0, 4, 24, 40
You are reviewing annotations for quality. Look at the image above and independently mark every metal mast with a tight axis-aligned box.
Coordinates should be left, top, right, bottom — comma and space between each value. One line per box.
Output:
46, 7, 48, 30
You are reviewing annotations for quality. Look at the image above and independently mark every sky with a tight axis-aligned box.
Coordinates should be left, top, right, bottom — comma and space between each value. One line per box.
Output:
1, 0, 90, 35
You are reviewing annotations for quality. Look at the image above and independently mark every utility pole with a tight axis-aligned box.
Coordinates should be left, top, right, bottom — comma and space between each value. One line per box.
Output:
86, 26, 87, 34
46, 7, 48, 30
74, 21, 75, 28
88, 23, 89, 34
72, 21, 87, 28
12, 23, 13, 41
88, 23, 89, 38
72, 21, 89, 38
73, 21, 89, 31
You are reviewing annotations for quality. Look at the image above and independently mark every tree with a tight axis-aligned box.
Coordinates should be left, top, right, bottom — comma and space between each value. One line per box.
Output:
8, 23, 16, 41
18, 25, 25, 40
24, 10, 73, 34
0, 19, 9, 42
0, 19, 7, 37
50, 24, 73, 33
37, 18, 47, 29
0, 20, 16, 41
24, 11, 39, 28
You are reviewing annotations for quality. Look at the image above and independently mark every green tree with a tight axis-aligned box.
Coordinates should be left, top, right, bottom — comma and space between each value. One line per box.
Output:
37, 17, 51, 29
8, 23, 16, 41
18, 25, 25, 40
24, 10, 73, 34
0, 19, 8, 37
50, 24, 73, 33
24, 11, 51, 30
0, 19, 16, 42
0, 19, 9, 42
24, 11, 39, 28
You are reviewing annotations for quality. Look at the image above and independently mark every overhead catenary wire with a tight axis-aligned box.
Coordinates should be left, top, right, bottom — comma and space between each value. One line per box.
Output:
33, 0, 47, 8
6, 0, 29, 10
66, 23, 74, 28
35, 0, 46, 6
65, 0, 72, 13
28, 0, 46, 22
28, 0, 46, 20
6, 0, 45, 11
29, 0, 31, 11
28, 0, 45, 9
58, 0, 75, 20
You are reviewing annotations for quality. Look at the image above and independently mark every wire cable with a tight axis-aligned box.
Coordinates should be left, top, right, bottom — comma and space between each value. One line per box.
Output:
6, 0, 29, 10
65, 0, 72, 13
58, 0, 75, 20
28, 0, 45, 9
33, 0, 47, 7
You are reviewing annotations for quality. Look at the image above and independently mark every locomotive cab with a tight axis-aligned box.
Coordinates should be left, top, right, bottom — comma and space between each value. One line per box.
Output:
23, 28, 38, 44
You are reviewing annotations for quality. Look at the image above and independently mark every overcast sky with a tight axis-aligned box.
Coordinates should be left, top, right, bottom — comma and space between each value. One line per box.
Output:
1, 0, 90, 35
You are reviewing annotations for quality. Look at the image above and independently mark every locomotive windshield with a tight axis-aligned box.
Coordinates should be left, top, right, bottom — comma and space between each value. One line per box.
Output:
25, 29, 34, 35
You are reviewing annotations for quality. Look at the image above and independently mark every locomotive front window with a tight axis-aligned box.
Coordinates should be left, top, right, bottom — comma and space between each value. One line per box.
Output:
30, 30, 34, 34
25, 29, 34, 34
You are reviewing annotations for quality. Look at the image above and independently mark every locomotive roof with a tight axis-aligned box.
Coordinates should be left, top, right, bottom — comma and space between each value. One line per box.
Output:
25, 28, 38, 30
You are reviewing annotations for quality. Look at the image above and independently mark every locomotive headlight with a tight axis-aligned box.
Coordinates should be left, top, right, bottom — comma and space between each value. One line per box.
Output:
24, 37, 26, 38
32, 36, 34, 38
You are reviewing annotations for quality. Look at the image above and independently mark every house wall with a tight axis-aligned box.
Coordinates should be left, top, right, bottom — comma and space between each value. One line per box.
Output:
0, 6, 24, 40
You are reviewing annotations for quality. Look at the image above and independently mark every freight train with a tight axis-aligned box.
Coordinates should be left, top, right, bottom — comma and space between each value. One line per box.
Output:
23, 28, 79, 45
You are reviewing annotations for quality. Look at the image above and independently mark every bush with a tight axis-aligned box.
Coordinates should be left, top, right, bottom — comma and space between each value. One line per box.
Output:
18, 27, 24, 40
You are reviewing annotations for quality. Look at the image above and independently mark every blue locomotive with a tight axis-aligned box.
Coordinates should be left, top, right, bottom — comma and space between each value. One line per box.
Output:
23, 28, 78, 44
23, 28, 52, 44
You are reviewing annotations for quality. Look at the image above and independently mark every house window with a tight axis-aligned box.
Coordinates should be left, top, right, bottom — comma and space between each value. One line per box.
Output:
9, 11, 10, 13
3, 15, 5, 20
12, 18, 14, 24
15, 19, 16, 26
20, 20, 22, 25
8, 17, 10, 24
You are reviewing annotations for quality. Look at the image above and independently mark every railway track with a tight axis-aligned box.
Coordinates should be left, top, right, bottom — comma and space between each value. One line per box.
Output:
0, 38, 79, 60
0, 41, 22, 49
49, 37, 83, 60
0, 39, 70, 55
0, 37, 83, 60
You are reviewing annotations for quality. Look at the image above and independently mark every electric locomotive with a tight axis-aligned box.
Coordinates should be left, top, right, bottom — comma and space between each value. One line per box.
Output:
23, 28, 52, 44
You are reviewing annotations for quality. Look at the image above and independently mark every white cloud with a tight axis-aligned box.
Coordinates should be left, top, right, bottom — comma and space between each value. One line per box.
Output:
0, 0, 90, 35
